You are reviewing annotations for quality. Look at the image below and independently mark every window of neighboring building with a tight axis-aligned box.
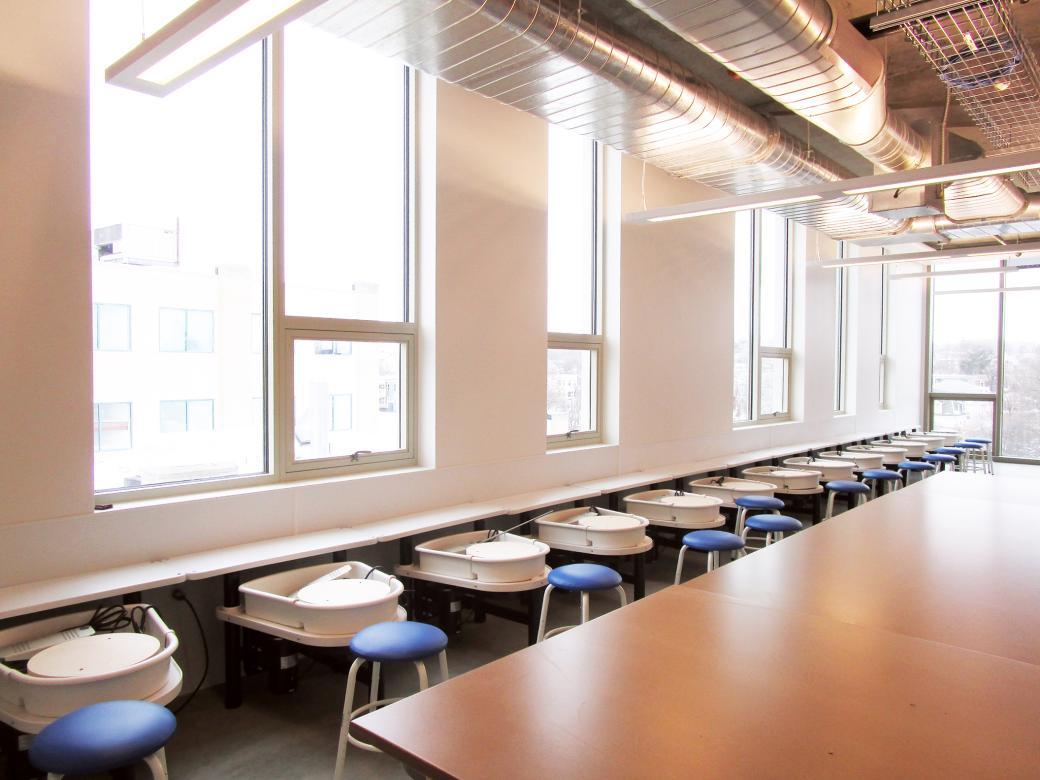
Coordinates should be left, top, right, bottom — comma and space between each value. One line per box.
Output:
94, 402, 132, 451
733, 209, 794, 424
546, 124, 602, 447
94, 303, 131, 351
159, 399, 215, 433
159, 308, 215, 353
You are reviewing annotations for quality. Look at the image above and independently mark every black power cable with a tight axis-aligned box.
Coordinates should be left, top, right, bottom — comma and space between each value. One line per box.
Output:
170, 589, 209, 715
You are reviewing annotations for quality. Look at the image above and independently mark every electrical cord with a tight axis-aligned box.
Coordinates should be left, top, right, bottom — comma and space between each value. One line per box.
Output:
170, 589, 209, 715
84, 604, 155, 634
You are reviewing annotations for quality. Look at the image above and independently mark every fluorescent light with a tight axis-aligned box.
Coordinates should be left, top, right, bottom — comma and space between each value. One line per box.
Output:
106, 0, 324, 96
841, 151, 1040, 195
936, 286, 1040, 295
891, 266, 1018, 280
821, 240, 1040, 268
645, 194, 822, 223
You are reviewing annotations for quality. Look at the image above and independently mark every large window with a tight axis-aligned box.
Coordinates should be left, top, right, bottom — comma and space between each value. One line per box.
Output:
282, 20, 413, 473
90, 4, 413, 494
928, 259, 1040, 460
834, 245, 850, 414
879, 263, 890, 407
733, 210, 793, 423
546, 125, 601, 446
91, 1, 265, 492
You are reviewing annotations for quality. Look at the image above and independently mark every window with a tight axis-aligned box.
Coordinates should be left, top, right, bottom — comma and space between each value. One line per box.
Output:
94, 303, 131, 351
546, 124, 602, 446
834, 244, 850, 414
94, 402, 132, 452
159, 400, 215, 433
733, 210, 793, 423
879, 263, 890, 407
90, 1, 265, 492
89, 4, 414, 493
282, 18, 413, 473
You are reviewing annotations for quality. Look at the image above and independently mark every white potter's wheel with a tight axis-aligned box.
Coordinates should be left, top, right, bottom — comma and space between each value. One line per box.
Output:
466, 541, 536, 560
297, 578, 391, 607
28, 634, 160, 678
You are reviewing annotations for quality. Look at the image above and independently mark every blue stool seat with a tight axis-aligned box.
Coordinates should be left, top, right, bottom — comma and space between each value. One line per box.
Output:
682, 529, 745, 552
862, 469, 901, 480
745, 514, 802, 533
922, 453, 955, 463
936, 447, 966, 455
734, 495, 784, 511
964, 437, 991, 444
899, 461, 935, 472
547, 563, 622, 592
955, 441, 984, 449
350, 621, 448, 663
825, 479, 870, 494
29, 701, 175, 777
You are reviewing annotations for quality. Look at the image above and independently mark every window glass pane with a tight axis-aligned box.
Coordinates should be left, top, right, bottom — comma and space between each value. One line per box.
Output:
95, 402, 132, 451
733, 211, 752, 422
547, 125, 596, 335
760, 357, 788, 417
283, 22, 407, 322
332, 394, 353, 431
1000, 288, 1040, 458
834, 265, 848, 412
931, 398, 993, 441
758, 210, 788, 348
293, 339, 405, 461
930, 260, 999, 394
90, 1, 265, 490
547, 348, 596, 436
159, 401, 186, 433
187, 399, 215, 432
95, 304, 131, 351
158, 308, 186, 352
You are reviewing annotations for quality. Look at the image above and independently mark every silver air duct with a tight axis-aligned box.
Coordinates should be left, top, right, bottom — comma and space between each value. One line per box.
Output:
626, 0, 928, 172
304, 0, 905, 239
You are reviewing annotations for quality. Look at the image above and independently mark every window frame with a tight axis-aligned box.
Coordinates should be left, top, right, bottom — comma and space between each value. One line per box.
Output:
834, 244, 850, 414
546, 137, 603, 449
734, 210, 794, 426
879, 262, 890, 408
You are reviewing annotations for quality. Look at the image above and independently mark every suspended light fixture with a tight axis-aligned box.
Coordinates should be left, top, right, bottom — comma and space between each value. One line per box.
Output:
820, 239, 1040, 269
106, 0, 324, 96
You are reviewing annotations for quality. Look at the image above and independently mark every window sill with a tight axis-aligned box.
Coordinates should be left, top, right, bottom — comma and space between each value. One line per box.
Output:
732, 418, 796, 431
546, 441, 612, 456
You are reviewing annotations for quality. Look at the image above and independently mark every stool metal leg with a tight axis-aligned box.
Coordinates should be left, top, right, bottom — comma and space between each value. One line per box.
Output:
334, 656, 365, 780
674, 546, 689, 585
580, 592, 590, 625
536, 584, 556, 642
143, 750, 169, 780
438, 649, 450, 682
614, 585, 629, 608
824, 491, 836, 520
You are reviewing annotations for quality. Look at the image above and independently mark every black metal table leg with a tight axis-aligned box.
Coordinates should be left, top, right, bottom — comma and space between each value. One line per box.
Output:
812, 493, 822, 526
399, 536, 413, 566
223, 572, 243, 709
633, 552, 646, 600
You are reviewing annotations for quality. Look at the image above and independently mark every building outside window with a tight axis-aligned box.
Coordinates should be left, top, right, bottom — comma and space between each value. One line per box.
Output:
546, 124, 602, 447
93, 303, 131, 351
94, 402, 132, 452
159, 308, 214, 353
733, 209, 794, 423
159, 400, 215, 434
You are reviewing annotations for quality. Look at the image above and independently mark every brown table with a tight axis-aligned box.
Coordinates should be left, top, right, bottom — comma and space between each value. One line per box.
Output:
352, 473, 1040, 778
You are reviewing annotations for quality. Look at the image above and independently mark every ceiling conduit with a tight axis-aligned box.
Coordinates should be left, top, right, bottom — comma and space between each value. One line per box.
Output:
302, 0, 906, 239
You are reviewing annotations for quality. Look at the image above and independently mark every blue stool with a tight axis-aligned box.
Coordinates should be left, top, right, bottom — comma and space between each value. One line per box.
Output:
955, 441, 985, 473
935, 446, 967, 471
734, 495, 785, 540
29, 701, 175, 780
964, 437, 994, 474
922, 452, 956, 472
335, 621, 449, 778
675, 530, 745, 583
742, 514, 801, 547
898, 460, 935, 485
823, 479, 870, 519
537, 564, 627, 643
861, 469, 903, 498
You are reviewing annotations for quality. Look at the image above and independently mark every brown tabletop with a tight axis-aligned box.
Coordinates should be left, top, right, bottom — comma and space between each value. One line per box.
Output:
352, 473, 1040, 778
686, 472, 1040, 664
353, 587, 1040, 779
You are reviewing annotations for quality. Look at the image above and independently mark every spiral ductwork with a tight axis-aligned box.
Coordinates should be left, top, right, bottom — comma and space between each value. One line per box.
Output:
304, 0, 905, 239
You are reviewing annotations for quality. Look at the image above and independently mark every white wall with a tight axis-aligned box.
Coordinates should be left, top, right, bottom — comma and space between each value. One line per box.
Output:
0, 9, 926, 589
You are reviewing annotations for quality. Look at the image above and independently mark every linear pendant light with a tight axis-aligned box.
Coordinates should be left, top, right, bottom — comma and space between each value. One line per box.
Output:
626, 150, 1040, 225
106, 0, 325, 96
820, 239, 1040, 269
891, 266, 1021, 280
